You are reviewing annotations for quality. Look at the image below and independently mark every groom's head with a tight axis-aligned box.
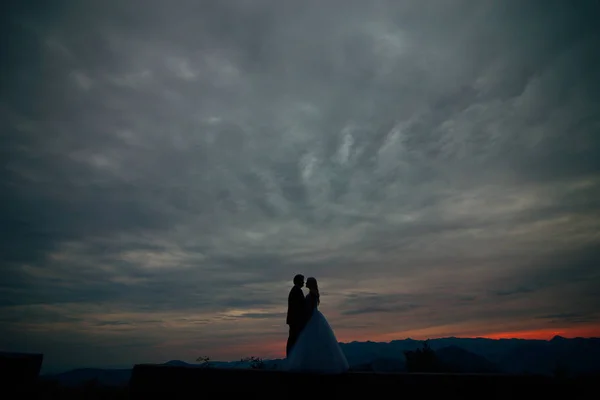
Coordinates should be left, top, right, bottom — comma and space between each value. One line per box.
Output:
293, 274, 305, 288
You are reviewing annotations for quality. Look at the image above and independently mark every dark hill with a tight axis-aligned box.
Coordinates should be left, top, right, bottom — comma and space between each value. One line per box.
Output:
436, 345, 499, 373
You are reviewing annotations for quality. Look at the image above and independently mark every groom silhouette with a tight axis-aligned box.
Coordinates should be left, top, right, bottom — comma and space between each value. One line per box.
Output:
286, 274, 307, 357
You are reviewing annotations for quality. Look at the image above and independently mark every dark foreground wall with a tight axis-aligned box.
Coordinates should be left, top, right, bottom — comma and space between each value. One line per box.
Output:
130, 364, 594, 399
0, 352, 43, 389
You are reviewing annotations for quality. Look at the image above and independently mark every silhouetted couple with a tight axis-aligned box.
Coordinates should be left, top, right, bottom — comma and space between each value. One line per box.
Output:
285, 274, 349, 373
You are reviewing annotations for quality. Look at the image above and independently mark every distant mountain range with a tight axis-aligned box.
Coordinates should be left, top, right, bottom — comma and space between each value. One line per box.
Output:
40, 336, 600, 387
342, 336, 600, 375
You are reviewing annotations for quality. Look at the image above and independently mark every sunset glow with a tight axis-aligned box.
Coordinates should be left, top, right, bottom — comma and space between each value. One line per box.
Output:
230, 324, 600, 361
480, 326, 600, 340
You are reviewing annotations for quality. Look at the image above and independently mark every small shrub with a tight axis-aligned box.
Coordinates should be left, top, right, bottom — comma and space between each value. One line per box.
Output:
241, 356, 265, 369
404, 340, 440, 373
196, 356, 211, 368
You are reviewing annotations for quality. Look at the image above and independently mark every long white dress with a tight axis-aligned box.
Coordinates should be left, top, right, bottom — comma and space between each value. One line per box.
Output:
284, 293, 349, 374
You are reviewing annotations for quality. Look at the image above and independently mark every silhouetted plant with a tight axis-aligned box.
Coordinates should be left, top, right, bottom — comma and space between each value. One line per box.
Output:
196, 356, 211, 368
404, 340, 440, 372
241, 356, 265, 369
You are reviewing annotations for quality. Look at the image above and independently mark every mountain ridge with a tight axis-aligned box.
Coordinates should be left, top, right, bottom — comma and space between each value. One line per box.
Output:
40, 336, 600, 386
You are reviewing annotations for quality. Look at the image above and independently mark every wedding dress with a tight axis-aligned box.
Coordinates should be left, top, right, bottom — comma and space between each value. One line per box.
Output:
284, 293, 349, 374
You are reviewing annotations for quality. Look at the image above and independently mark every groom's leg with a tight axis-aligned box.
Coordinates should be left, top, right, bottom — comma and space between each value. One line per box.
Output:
286, 325, 300, 357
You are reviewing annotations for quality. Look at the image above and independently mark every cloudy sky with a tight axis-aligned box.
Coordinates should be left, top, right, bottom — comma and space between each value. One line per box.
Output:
2, 0, 600, 372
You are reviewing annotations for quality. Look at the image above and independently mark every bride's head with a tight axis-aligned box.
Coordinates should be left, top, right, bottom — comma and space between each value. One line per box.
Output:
306, 277, 320, 304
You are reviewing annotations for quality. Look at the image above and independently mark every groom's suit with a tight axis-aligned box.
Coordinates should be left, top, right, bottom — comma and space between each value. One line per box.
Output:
286, 285, 306, 357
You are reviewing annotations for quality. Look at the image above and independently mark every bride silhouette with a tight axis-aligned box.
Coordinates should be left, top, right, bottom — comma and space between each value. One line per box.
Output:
284, 277, 349, 374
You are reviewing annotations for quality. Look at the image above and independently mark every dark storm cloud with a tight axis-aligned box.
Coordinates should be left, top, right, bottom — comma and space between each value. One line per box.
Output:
536, 313, 595, 325
342, 293, 419, 315
493, 287, 535, 297
1, 0, 600, 369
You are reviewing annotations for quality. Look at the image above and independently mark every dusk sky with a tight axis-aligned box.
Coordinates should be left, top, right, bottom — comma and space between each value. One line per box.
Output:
2, 0, 600, 372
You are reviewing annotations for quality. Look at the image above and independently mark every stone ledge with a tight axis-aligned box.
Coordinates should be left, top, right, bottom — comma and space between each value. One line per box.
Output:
0, 351, 44, 391
129, 364, 594, 399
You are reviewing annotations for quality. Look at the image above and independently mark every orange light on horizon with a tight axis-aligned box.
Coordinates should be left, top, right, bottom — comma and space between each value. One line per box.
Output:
349, 323, 600, 343
479, 326, 600, 340
212, 324, 600, 362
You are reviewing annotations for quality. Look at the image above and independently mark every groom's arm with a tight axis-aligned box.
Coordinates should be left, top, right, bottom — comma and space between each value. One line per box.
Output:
287, 290, 299, 325
290, 289, 305, 324
292, 289, 304, 309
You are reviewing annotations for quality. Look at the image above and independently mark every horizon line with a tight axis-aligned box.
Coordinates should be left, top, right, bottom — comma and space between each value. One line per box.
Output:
342, 334, 600, 344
